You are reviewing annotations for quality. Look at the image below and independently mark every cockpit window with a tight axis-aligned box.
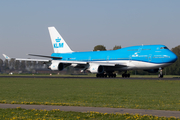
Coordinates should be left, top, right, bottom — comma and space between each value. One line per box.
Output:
160, 47, 169, 49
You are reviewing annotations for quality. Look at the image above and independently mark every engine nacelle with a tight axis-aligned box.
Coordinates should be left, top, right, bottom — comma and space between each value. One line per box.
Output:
49, 62, 64, 71
144, 69, 159, 73
89, 64, 104, 74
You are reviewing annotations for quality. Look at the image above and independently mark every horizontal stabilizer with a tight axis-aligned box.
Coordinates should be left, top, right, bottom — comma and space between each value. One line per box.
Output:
3, 54, 11, 60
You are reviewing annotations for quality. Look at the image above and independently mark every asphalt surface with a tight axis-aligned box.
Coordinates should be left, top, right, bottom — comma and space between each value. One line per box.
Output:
0, 104, 180, 118
0, 75, 180, 80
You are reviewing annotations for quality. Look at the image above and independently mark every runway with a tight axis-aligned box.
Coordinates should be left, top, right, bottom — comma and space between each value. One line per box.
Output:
0, 103, 180, 118
0, 75, 180, 80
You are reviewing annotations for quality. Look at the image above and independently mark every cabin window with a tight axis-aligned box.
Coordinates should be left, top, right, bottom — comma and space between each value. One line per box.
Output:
127, 49, 138, 51
160, 47, 168, 49
142, 49, 151, 50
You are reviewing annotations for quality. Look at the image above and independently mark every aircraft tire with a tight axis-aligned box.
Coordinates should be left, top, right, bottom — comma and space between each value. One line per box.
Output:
104, 74, 107, 78
108, 74, 112, 78
159, 74, 163, 78
122, 73, 130, 78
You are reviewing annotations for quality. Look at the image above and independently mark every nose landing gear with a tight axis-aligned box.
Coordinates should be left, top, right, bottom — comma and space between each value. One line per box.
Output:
159, 68, 163, 78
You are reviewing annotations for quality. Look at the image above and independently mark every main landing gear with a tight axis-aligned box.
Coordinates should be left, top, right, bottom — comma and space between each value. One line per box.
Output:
96, 73, 107, 78
122, 71, 130, 78
96, 73, 116, 78
122, 73, 130, 78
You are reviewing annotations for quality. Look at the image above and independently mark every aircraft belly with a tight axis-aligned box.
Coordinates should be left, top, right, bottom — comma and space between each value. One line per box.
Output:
103, 60, 173, 71
130, 61, 173, 70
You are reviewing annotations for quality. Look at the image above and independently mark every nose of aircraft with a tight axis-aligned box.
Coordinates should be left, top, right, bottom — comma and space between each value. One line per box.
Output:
170, 52, 178, 63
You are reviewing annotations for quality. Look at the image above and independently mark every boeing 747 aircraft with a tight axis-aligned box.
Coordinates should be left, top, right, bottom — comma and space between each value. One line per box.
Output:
3, 27, 177, 78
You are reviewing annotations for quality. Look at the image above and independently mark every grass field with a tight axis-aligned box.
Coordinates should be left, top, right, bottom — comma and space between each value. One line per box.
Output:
0, 77, 180, 111
0, 108, 179, 120
1, 73, 180, 78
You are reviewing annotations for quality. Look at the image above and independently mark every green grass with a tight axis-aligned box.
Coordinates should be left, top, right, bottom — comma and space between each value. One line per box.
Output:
1, 73, 180, 78
1, 78, 180, 111
0, 108, 179, 120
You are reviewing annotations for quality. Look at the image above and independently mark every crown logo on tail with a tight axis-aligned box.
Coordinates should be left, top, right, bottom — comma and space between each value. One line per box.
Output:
54, 37, 64, 48
55, 37, 61, 42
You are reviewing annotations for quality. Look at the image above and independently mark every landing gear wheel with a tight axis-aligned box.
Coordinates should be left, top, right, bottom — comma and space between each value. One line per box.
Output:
127, 74, 130, 78
96, 73, 108, 78
158, 68, 164, 78
104, 74, 107, 78
159, 74, 163, 78
113, 74, 116, 78
108, 74, 116, 78
122, 73, 130, 78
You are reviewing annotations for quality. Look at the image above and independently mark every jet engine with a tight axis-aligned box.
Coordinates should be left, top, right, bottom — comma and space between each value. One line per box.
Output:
89, 64, 104, 74
49, 62, 64, 71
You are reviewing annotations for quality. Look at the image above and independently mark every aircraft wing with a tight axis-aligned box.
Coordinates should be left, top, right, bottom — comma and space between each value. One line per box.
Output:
3, 54, 127, 66
3, 54, 50, 62
28, 54, 62, 59
15, 58, 50, 62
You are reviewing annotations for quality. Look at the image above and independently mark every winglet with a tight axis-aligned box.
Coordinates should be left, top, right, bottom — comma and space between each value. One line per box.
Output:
2, 54, 11, 60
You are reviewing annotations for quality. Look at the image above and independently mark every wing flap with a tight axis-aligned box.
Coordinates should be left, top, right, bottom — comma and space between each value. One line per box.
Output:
28, 54, 62, 59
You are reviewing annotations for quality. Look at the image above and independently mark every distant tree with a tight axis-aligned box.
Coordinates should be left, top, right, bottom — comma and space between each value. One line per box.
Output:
166, 55, 180, 75
9, 59, 15, 70
32, 61, 37, 69
0, 59, 3, 72
26, 61, 31, 69
171, 45, 180, 55
4, 59, 9, 71
165, 45, 180, 75
20, 61, 26, 71
14, 60, 20, 70
37, 61, 46, 69
93, 45, 106, 51
113, 45, 121, 50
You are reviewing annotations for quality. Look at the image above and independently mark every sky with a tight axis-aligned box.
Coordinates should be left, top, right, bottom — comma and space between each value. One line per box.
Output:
0, 0, 180, 60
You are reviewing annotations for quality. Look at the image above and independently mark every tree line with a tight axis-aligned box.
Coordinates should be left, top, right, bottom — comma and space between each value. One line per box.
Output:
0, 59, 47, 74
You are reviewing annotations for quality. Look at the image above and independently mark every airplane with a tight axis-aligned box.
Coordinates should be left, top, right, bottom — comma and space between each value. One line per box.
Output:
3, 27, 178, 78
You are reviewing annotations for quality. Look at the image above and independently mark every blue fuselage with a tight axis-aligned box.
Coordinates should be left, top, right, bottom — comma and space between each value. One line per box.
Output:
51, 45, 177, 65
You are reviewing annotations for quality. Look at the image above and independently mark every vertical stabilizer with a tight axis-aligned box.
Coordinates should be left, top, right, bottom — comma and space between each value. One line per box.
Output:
48, 27, 73, 53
